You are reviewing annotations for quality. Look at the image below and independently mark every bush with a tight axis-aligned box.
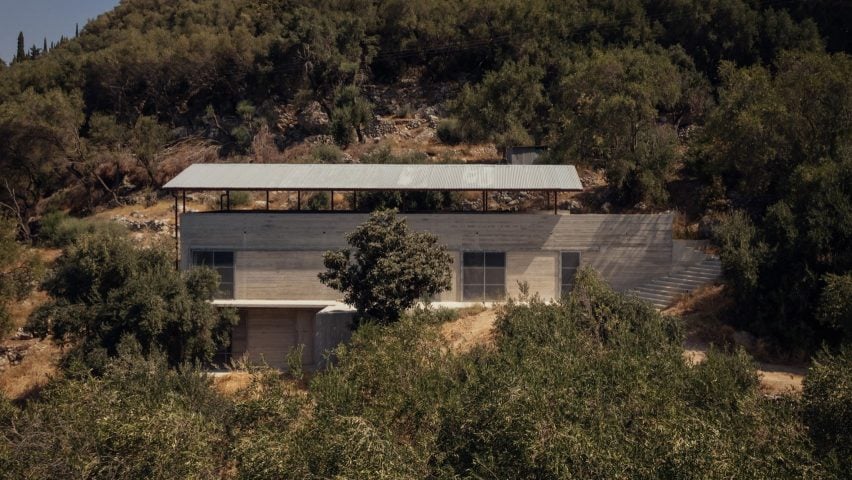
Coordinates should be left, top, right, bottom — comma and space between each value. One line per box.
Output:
2, 346, 231, 479
305, 192, 329, 210
27, 231, 238, 369
311, 144, 345, 163
803, 347, 852, 476
436, 118, 463, 145
38, 211, 127, 248
228, 191, 251, 208
319, 210, 452, 324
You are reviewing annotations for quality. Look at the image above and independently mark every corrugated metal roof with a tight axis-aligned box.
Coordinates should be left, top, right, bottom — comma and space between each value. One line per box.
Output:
163, 163, 583, 191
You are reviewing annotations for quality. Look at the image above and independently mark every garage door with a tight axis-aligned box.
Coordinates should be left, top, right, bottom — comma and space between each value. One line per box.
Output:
236, 308, 316, 369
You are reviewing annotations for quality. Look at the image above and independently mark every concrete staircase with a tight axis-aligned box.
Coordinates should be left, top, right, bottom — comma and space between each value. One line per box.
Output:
630, 256, 723, 309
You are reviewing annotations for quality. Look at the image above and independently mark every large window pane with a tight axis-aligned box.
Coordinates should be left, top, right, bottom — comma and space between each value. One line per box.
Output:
463, 285, 483, 301
485, 252, 506, 267
192, 251, 213, 266
214, 251, 234, 266
217, 266, 234, 284
192, 250, 235, 299
484, 285, 505, 301
560, 251, 580, 296
463, 252, 484, 267
463, 267, 484, 284
484, 268, 505, 285
462, 251, 505, 301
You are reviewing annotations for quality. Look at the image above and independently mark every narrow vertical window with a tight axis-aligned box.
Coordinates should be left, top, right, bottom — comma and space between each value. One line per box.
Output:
192, 250, 234, 299
462, 251, 505, 301
561, 252, 580, 296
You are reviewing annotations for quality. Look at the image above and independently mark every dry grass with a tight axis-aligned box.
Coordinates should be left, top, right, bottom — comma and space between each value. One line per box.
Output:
0, 339, 63, 401
441, 308, 497, 353
212, 371, 256, 397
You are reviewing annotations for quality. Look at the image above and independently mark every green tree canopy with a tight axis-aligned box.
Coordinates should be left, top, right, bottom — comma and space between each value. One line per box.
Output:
27, 231, 237, 369
319, 209, 452, 324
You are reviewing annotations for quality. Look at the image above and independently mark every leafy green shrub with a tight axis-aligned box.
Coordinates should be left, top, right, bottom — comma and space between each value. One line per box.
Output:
436, 118, 463, 145
228, 191, 251, 207
2, 345, 231, 479
38, 211, 127, 248
311, 144, 344, 163
803, 347, 852, 476
306, 191, 329, 210
817, 273, 852, 340
27, 231, 238, 369
319, 210, 452, 324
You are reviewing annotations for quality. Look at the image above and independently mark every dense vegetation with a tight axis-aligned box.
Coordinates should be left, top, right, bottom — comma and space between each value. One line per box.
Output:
26, 229, 238, 370
1, 0, 850, 350
0, 6, 850, 472
2, 270, 850, 478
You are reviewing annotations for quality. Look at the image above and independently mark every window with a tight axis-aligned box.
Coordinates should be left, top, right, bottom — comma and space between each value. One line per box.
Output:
561, 252, 580, 296
462, 251, 505, 301
192, 250, 234, 299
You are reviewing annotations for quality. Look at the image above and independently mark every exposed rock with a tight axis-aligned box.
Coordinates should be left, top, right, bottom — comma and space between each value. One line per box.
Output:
304, 135, 334, 146
0, 345, 28, 370
297, 101, 330, 134
11, 328, 33, 341
112, 215, 171, 233
365, 117, 397, 138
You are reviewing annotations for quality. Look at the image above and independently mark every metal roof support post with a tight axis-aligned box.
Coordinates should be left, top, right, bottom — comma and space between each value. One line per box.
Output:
226, 190, 231, 211
330, 190, 334, 211
554, 191, 558, 215
266, 191, 270, 210
354, 191, 358, 211
482, 191, 486, 213
173, 194, 179, 269
182, 190, 186, 213
297, 191, 301, 211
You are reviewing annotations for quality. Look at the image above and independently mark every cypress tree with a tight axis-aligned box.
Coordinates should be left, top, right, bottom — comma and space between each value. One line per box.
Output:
43, 37, 48, 53
15, 31, 25, 63
75, 23, 79, 37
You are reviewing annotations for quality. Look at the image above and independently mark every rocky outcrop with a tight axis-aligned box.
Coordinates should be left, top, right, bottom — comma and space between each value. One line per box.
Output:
297, 101, 330, 134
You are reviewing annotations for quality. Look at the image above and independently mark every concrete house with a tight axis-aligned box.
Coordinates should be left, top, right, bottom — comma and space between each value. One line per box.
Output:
164, 163, 680, 370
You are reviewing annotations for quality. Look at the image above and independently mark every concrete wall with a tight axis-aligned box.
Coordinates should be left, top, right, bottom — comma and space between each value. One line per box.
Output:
181, 212, 673, 299
231, 307, 320, 369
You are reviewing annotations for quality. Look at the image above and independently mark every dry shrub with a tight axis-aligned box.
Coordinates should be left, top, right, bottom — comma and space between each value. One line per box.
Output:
156, 138, 220, 186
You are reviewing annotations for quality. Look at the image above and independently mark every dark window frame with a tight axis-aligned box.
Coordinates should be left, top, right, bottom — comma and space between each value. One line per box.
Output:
462, 251, 506, 301
191, 249, 235, 299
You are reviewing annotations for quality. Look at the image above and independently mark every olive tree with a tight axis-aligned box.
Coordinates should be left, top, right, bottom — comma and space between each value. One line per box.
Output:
319, 210, 452, 324
27, 231, 237, 369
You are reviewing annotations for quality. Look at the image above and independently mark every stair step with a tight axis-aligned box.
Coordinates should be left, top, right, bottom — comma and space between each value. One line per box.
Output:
653, 276, 709, 285
688, 266, 722, 274
669, 273, 719, 282
633, 291, 677, 302
634, 284, 691, 294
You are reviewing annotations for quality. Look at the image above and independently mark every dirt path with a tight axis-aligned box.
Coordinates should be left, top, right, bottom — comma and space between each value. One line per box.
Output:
683, 340, 805, 395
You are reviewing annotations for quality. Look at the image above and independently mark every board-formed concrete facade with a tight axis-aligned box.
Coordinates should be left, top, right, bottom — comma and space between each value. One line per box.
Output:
180, 212, 673, 369
181, 212, 673, 296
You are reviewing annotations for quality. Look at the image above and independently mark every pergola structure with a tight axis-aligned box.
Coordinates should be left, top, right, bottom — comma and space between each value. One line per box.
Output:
163, 163, 583, 262
163, 163, 583, 211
